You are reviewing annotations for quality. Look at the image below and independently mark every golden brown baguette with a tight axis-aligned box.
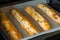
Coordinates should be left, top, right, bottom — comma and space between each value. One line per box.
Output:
25, 6, 51, 31
0, 10, 22, 40
11, 8, 40, 36
37, 3, 60, 25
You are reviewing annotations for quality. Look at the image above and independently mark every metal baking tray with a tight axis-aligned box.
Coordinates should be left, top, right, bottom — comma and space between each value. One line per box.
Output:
29, 30, 60, 40
0, 0, 60, 40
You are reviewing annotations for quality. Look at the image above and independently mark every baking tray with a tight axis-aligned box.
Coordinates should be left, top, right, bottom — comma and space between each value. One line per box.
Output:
29, 30, 60, 40
0, 0, 60, 40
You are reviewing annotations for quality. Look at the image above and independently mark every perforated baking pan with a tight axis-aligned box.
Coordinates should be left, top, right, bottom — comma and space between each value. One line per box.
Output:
0, 0, 60, 40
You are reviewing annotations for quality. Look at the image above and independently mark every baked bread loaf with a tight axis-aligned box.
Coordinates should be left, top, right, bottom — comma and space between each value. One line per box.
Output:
11, 8, 40, 36
37, 3, 60, 25
0, 10, 22, 40
25, 6, 51, 31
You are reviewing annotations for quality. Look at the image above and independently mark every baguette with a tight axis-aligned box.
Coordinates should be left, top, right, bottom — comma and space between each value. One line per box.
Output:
0, 10, 22, 40
11, 8, 40, 36
25, 6, 51, 31
37, 3, 60, 25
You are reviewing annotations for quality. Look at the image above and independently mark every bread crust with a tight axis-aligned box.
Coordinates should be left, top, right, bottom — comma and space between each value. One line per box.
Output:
37, 4, 60, 25
25, 6, 51, 31
0, 10, 22, 40
11, 8, 40, 36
